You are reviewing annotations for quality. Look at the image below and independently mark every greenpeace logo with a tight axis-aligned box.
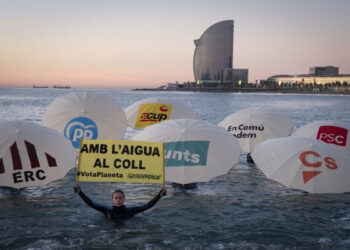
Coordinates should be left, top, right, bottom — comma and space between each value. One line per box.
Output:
316, 126, 348, 147
64, 117, 98, 148
164, 141, 209, 167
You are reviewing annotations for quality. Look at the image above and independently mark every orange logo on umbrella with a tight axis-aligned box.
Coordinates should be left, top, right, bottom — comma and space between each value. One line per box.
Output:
299, 150, 337, 183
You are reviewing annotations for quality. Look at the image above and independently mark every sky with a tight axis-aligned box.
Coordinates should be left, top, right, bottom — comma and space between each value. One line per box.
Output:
0, 0, 349, 89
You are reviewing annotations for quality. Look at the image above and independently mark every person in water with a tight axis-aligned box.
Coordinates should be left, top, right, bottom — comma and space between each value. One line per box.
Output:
246, 153, 255, 164
74, 185, 166, 219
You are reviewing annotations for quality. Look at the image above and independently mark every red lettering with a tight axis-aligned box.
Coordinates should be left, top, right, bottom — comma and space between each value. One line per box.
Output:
324, 156, 337, 170
299, 151, 322, 168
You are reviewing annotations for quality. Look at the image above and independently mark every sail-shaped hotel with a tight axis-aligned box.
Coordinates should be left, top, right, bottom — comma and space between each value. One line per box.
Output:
193, 20, 248, 87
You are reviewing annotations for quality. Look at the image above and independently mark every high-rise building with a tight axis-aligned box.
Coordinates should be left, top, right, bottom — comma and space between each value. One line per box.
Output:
193, 20, 248, 86
193, 20, 234, 83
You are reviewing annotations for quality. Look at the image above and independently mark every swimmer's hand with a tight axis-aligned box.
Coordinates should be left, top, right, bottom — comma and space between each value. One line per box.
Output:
159, 188, 167, 197
74, 184, 81, 194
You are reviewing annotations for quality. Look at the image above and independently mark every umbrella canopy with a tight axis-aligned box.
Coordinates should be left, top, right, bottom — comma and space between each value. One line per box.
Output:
292, 120, 350, 154
132, 119, 240, 184
0, 121, 76, 189
41, 92, 127, 149
125, 97, 196, 129
218, 108, 292, 153
251, 137, 350, 193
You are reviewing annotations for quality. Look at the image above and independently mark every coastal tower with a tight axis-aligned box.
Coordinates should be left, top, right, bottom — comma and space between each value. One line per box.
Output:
193, 20, 234, 83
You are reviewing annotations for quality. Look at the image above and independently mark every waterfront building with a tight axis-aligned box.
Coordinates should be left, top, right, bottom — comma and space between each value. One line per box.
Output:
193, 20, 248, 87
265, 66, 350, 86
232, 69, 248, 85
310, 66, 338, 76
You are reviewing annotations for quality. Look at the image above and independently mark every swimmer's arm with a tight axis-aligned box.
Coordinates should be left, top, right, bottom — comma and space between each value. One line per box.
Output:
78, 190, 109, 215
129, 188, 166, 215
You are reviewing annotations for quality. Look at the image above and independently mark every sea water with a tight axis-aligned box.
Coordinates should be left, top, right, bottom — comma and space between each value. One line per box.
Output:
0, 88, 350, 249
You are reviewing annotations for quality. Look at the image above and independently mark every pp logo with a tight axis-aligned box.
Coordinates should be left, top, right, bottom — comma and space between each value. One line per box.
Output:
316, 126, 348, 147
64, 117, 98, 148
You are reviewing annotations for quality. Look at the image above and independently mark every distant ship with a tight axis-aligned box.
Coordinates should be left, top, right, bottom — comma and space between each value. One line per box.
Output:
33, 85, 49, 88
53, 85, 71, 89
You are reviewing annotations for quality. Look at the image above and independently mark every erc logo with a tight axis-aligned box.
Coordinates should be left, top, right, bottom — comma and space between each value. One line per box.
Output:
0, 141, 57, 184
64, 117, 98, 148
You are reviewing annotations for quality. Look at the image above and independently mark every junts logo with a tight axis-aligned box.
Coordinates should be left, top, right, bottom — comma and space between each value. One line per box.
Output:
64, 117, 98, 148
316, 126, 348, 147
299, 150, 337, 183
0, 141, 57, 183
164, 141, 210, 167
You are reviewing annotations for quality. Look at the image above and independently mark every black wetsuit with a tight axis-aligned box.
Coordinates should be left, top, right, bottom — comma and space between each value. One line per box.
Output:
78, 191, 162, 219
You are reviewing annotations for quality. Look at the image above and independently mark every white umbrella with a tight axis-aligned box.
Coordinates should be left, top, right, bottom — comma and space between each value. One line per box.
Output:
218, 108, 292, 153
292, 120, 350, 154
41, 92, 127, 149
251, 137, 350, 193
125, 97, 196, 129
132, 119, 240, 184
0, 121, 76, 189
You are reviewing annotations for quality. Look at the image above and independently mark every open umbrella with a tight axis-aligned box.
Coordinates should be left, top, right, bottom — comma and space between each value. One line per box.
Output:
0, 121, 76, 189
125, 97, 196, 129
218, 108, 292, 153
41, 92, 127, 149
132, 119, 240, 184
292, 120, 350, 154
251, 137, 350, 193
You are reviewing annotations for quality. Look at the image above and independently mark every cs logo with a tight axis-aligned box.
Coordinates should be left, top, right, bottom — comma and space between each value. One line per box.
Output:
64, 117, 98, 148
299, 150, 338, 184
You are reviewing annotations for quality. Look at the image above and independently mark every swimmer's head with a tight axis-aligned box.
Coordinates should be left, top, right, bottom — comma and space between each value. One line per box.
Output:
112, 189, 125, 207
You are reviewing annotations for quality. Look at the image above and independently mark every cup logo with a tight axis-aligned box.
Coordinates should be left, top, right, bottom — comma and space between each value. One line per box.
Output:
64, 117, 98, 148
316, 126, 348, 147
135, 103, 172, 128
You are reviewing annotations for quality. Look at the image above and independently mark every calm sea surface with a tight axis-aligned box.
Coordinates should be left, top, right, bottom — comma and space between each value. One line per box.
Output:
1, 88, 350, 250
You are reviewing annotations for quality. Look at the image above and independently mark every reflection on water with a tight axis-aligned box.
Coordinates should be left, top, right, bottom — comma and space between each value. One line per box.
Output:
0, 88, 350, 249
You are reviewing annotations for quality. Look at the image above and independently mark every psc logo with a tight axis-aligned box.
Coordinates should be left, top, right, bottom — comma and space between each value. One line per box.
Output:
316, 126, 348, 147
64, 117, 98, 148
